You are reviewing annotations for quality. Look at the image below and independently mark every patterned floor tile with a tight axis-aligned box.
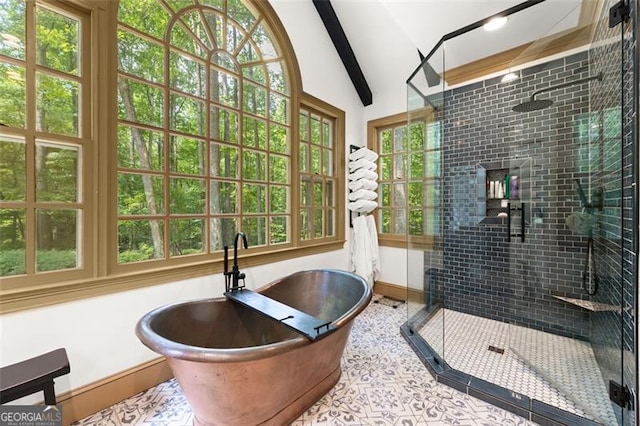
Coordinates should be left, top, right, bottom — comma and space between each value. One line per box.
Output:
73, 297, 537, 426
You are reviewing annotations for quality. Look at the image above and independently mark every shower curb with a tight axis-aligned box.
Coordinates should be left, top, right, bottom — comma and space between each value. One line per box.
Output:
400, 322, 601, 426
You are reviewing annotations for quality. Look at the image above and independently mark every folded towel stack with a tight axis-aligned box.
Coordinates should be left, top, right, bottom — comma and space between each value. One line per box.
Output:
348, 147, 378, 213
349, 146, 379, 162
348, 179, 377, 192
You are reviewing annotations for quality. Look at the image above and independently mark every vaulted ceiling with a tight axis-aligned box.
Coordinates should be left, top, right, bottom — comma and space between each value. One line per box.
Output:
313, 0, 596, 106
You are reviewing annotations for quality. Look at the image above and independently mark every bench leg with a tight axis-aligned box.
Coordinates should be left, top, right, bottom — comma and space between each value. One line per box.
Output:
43, 381, 57, 405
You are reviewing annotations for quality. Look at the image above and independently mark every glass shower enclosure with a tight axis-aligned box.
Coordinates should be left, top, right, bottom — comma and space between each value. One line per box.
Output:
403, 1, 637, 424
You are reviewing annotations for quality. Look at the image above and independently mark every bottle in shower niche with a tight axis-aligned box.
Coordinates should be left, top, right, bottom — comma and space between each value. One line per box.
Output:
503, 174, 510, 199
510, 175, 519, 199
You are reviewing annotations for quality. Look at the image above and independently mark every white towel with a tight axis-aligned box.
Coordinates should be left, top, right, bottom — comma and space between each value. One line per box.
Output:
348, 158, 377, 172
348, 189, 377, 202
348, 178, 377, 192
366, 215, 380, 281
348, 168, 378, 182
348, 199, 377, 213
349, 147, 379, 162
351, 215, 373, 287
350, 214, 380, 287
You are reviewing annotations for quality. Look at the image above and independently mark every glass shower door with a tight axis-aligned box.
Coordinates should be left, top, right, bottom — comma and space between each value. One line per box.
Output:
406, 41, 446, 364
505, 6, 632, 424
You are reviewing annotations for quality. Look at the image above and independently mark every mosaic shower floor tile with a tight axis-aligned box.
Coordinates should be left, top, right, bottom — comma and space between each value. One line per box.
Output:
74, 297, 537, 426
418, 308, 617, 425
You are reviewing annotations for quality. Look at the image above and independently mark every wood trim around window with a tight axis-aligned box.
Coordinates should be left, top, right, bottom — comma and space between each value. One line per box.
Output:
0, 0, 347, 314
299, 92, 346, 244
368, 112, 404, 248
0, 240, 346, 314
368, 112, 437, 250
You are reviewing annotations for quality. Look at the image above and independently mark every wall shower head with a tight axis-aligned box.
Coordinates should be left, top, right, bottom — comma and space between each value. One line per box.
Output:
512, 72, 603, 113
418, 49, 441, 88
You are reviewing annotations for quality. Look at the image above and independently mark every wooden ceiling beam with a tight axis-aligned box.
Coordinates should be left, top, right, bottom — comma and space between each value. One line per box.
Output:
313, 0, 373, 106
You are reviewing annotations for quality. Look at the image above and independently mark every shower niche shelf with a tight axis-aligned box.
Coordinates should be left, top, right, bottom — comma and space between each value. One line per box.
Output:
476, 158, 530, 225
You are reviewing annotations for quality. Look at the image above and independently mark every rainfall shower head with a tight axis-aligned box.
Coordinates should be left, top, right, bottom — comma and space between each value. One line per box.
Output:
512, 99, 553, 113
512, 73, 603, 113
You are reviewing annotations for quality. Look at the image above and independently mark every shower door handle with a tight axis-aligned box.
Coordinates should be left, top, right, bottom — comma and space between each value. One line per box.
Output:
520, 203, 525, 242
507, 202, 525, 243
507, 202, 511, 242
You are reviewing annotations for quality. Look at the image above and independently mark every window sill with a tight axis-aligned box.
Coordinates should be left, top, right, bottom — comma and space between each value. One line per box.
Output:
0, 240, 346, 314
378, 236, 435, 250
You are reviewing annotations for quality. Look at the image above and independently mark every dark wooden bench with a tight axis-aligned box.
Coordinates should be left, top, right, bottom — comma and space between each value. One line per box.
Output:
0, 348, 70, 405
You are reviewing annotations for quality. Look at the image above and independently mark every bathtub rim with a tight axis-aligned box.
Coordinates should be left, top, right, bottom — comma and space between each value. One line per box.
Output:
136, 269, 372, 363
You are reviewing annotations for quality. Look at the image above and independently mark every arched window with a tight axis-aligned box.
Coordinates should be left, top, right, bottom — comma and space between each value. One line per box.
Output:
0, 0, 344, 312
115, 0, 342, 267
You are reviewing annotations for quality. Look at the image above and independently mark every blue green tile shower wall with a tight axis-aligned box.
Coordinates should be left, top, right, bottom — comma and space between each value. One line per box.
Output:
439, 51, 593, 340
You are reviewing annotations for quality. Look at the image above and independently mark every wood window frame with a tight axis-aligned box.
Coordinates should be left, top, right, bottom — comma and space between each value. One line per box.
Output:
298, 93, 345, 246
368, 111, 437, 250
0, 0, 345, 314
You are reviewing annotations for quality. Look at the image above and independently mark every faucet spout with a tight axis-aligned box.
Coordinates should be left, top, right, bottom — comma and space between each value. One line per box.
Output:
233, 232, 248, 268
225, 232, 248, 292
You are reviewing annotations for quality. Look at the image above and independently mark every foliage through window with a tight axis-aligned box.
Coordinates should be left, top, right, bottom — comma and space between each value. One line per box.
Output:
299, 107, 336, 241
116, 0, 297, 263
369, 111, 441, 247
0, 0, 90, 279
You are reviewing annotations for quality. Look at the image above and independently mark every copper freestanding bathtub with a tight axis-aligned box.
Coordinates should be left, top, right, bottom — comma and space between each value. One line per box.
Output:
136, 269, 372, 426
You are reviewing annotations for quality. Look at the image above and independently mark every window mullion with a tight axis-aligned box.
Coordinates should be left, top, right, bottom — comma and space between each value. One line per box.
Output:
163, 41, 171, 261
290, 94, 299, 246
24, 1, 37, 275
205, 58, 211, 254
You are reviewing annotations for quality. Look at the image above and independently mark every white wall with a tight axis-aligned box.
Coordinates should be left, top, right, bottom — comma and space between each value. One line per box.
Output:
270, 0, 365, 137
362, 32, 415, 286
272, 0, 412, 291
342, 1, 419, 288
376, 247, 406, 286
0, 1, 365, 401
327, 0, 417, 122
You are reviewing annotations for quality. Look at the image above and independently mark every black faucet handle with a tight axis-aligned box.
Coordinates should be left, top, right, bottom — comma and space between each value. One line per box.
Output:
223, 245, 229, 274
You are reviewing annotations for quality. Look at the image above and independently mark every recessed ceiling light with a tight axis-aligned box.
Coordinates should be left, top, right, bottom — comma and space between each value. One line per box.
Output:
484, 16, 508, 32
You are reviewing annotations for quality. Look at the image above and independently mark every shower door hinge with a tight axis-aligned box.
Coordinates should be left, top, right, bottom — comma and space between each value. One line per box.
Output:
609, 380, 633, 409
609, 1, 629, 28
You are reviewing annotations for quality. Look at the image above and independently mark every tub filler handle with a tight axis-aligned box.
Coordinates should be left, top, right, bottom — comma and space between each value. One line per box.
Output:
224, 290, 337, 341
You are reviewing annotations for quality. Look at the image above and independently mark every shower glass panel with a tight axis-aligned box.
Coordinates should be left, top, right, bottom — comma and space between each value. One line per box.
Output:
405, 1, 635, 424
406, 41, 445, 362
